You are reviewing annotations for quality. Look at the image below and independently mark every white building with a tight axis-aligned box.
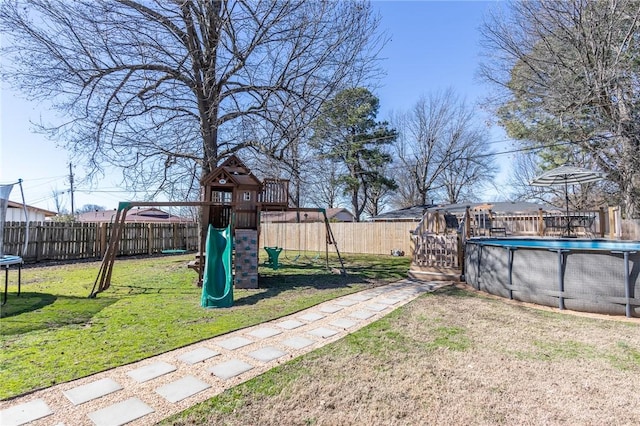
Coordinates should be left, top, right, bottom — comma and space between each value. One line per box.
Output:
6, 201, 57, 222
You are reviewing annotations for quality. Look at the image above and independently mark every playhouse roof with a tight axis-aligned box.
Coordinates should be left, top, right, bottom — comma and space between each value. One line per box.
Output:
201, 155, 262, 188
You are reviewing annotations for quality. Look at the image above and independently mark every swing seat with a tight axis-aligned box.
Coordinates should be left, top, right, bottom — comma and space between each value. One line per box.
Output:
263, 246, 283, 270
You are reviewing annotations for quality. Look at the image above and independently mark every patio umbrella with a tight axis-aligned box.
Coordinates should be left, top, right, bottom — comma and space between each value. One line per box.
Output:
530, 164, 606, 235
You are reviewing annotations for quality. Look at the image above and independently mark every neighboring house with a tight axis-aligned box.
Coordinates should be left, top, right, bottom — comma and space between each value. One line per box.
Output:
6, 201, 57, 222
261, 208, 355, 223
426, 201, 560, 216
371, 201, 560, 223
76, 207, 194, 223
369, 205, 435, 222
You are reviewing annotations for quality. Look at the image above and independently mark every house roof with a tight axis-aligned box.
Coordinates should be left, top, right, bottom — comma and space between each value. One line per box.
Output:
261, 208, 354, 223
370, 201, 560, 221
369, 205, 435, 221
7, 201, 57, 217
428, 201, 561, 215
76, 207, 194, 223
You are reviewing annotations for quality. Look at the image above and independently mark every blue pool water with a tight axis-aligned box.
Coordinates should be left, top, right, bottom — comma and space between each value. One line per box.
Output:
471, 238, 640, 252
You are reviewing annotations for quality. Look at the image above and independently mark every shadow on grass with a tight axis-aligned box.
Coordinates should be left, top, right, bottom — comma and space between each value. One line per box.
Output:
1, 292, 57, 318
1, 292, 117, 335
234, 265, 369, 307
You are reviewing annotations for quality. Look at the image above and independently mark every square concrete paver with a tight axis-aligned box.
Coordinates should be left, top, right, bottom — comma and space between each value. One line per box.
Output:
319, 304, 343, 314
335, 299, 359, 307
298, 312, 325, 322
347, 294, 373, 302
127, 361, 176, 383
209, 359, 254, 380
377, 297, 402, 305
350, 310, 376, 320
281, 336, 315, 350
63, 378, 122, 405
87, 397, 154, 426
217, 336, 253, 350
307, 327, 339, 338
276, 319, 304, 330
364, 303, 388, 312
247, 346, 287, 363
0, 399, 53, 426
329, 318, 358, 329
178, 347, 220, 365
155, 375, 211, 403
248, 327, 282, 339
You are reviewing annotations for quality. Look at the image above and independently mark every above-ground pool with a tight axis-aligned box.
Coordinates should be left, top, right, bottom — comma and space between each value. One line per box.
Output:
465, 238, 640, 317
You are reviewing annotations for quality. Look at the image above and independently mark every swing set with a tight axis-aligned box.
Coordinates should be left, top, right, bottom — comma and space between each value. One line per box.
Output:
261, 207, 345, 273
89, 156, 346, 300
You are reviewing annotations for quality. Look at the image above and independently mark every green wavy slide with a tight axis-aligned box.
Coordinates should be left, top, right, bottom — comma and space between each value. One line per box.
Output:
201, 224, 234, 308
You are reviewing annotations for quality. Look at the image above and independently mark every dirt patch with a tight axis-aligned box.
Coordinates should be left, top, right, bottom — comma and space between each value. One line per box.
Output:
166, 284, 640, 425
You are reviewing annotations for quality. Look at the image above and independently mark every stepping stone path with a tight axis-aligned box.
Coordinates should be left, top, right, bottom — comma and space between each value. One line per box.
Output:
127, 362, 176, 383
155, 376, 211, 403
0, 279, 447, 426
63, 378, 123, 405
178, 347, 220, 365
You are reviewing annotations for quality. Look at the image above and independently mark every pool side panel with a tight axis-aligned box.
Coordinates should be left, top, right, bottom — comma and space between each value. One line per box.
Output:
477, 245, 510, 299
563, 251, 626, 315
464, 240, 640, 317
511, 249, 559, 308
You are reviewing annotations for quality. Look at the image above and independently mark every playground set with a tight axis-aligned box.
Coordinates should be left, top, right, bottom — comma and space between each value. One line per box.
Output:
89, 156, 345, 307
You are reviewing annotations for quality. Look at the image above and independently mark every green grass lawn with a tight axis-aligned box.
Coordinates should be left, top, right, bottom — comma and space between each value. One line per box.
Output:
0, 252, 410, 400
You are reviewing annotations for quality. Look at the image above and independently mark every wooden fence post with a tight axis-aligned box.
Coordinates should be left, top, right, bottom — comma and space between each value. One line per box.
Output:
36, 222, 43, 262
598, 207, 605, 238
148, 223, 153, 255
538, 208, 544, 237
173, 223, 179, 249
608, 206, 617, 239
99, 223, 107, 257
465, 206, 471, 238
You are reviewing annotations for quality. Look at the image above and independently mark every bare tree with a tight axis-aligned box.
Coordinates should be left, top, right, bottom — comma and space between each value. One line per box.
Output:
50, 188, 67, 214
509, 150, 612, 211
436, 139, 497, 204
480, 0, 640, 217
76, 204, 107, 214
305, 157, 344, 209
390, 89, 496, 207
0, 0, 384, 199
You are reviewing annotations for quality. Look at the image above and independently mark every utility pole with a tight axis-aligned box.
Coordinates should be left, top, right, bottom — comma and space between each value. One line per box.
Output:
69, 162, 75, 216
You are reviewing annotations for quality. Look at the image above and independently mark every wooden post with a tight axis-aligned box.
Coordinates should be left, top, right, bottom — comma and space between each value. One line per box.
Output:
608, 206, 617, 239
36, 222, 43, 262
434, 210, 440, 234
598, 207, 605, 238
465, 206, 471, 238
148, 223, 153, 255
173, 223, 179, 249
538, 208, 544, 237
99, 223, 107, 257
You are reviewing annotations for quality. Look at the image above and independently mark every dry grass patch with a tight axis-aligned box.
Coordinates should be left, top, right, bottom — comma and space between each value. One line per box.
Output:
163, 285, 640, 426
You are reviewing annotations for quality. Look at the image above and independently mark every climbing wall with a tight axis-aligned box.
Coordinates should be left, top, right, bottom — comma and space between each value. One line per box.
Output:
234, 229, 259, 289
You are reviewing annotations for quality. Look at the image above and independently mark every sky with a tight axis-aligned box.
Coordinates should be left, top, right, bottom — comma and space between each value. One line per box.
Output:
0, 0, 513, 212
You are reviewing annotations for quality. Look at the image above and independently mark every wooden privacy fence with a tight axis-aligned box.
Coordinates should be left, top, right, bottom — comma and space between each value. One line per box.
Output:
2, 221, 199, 262
260, 222, 415, 255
